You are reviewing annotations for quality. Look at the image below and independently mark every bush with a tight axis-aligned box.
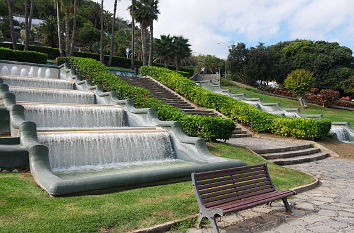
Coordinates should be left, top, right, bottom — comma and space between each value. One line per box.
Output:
140, 66, 332, 139
58, 57, 235, 140
319, 89, 340, 107
0, 47, 48, 64
284, 69, 315, 95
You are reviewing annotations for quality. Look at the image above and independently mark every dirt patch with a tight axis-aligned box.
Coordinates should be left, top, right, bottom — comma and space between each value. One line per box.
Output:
99, 227, 114, 233
154, 210, 172, 216
317, 137, 354, 158
139, 196, 169, 204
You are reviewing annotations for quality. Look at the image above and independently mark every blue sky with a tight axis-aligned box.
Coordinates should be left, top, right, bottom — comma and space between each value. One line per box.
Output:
98, 0, 354, 58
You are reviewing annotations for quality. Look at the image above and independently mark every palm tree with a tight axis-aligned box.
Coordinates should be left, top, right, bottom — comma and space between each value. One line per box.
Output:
99, 0, 104, 63
148, 0, 159, 66
62, 0, 71, 56
28, 0, 34, 29
130, 0, 159, 66
6, 0, 17, 50
129, 0, 135, 69
55, 0, 64, 56
24, 0, 30, 50
69, 0, 78, 56
108, 0, 119, 66
38, 16, 57, 47
154, 34, 173, 68
172, 36, 191, 70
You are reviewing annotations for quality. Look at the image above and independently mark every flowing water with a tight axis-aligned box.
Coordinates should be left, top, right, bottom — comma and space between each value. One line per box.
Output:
9, 86, 95, 104
38, 131, 175, 172
329, 126, 354, 144
1, 76, 74, 89
23, 104, 125, 129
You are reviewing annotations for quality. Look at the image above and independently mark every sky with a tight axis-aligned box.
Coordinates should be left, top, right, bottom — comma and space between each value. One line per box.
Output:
95, 0, 354, 58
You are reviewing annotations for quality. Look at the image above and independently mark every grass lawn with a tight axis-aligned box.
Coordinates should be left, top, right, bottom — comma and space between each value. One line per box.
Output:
228, 86, 354, 125
0, 143, 315, 233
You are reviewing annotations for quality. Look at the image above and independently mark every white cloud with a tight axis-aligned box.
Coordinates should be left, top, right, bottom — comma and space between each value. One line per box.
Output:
94, 0, 354, 57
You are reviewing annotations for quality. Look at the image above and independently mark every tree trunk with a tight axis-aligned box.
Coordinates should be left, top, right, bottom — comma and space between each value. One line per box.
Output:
108, 0, 117, 66
69, 0, 77, 56
148, 22, 153, 66
56, 0, 64, 57
99, 0, 104, 63
298, 95, 308, 109
141, 27, 147, 66
164, 57, 167, 68
28, 0, 34, 29
176, 58, 180, 70
65, 7, 70, 56
24, 0, 29, 50
6, 0, 17, 50
131, 1, 135, 69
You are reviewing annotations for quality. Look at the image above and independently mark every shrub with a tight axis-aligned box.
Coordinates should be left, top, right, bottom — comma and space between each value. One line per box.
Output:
140, 66, 332, 139
310, 88, 319, 95
58, 57, 235, 140
0, 47, 48, 64
319, 89, 340, 107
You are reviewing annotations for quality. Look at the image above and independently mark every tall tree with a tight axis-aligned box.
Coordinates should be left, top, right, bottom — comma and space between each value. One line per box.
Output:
24, 0, 30, 50
63, 0, 70, 55
28, 0, 34, 29
148, 0, 159, 66
99, 0, 104, 63
108, 0, 118, 66
55, 0, 64, 56
69, 0, 78, 55
129, 0, 135, 69
130, 0, 159, 66
172, 36, 191, 70
154, 34, 173, 68
6, 0, 17, 50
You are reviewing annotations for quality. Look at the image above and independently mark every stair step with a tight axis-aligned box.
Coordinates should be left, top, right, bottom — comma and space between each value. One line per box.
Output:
262, 148, 321, 160
231, 134, 252, 138
0, 144, 29, 169
233, 129, 247, 134
253, 144, 312, 154
269, 152, 330, 165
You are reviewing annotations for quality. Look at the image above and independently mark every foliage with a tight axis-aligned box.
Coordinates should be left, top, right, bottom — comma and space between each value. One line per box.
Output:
58, 56, 235, 140
195, 54, 225, 74
154, 34, 174, 67
284, 69, 315, 95
340, 75, 354, 97
141, 66, 332, 139
0, 47, 47, 64
319, 89, 340, 107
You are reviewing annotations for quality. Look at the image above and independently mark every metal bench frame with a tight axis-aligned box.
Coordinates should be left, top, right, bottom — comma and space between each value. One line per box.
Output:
192, 163, 296, 233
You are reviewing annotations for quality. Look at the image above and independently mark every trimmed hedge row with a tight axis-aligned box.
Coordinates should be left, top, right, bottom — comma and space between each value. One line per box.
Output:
57, 57, 235, 140
0, 43, 194, 76
140, 66, 332, 139
0, 47, 48, 64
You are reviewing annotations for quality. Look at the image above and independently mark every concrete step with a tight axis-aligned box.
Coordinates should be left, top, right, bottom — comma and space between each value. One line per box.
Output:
233, 129, 248, 134
231, 134, 252, 138
0, 144, 29, 169
253, 144, 312, 154
269, 152, 330, 165
261, 148, 321, 160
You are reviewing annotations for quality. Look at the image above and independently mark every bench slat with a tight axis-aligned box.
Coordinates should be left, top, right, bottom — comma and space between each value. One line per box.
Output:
196, 166, 266, 185
197, 171, 268, 191
194, 164, 265, 179
199, 177, 270, 199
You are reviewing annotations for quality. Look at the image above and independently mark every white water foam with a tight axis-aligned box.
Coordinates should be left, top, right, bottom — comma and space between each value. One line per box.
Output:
9, 86, 95, 104
1, 76, 74, 89
38, 131, 175, 172
24, 104, 125, 128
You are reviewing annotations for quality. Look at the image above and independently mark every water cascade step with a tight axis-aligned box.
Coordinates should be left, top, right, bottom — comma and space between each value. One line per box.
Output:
37, 128, 175, 172
21, 102, 126, 129
1, 75, 75, 89
9, 86, 95, 104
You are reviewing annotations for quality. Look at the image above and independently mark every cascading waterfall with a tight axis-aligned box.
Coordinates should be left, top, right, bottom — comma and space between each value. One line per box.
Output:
1, 66, 9, 75
24, 104, 125, 129
9, 86, 95, 104
38, 131, 175, 172
1, 76, 74, 89
329, 126, 354, 144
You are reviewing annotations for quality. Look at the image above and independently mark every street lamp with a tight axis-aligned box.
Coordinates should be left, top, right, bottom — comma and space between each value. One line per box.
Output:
217, 41, 235, 79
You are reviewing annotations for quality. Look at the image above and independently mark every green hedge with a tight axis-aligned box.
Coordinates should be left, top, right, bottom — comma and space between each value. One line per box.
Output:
57, 57, 235, 140
0, 47, 48, 64
140, 66, 332, 139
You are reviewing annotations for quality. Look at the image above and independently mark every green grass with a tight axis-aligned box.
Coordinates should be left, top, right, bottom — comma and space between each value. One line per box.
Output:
0, 143, 315, 232
228, 86, 354, 125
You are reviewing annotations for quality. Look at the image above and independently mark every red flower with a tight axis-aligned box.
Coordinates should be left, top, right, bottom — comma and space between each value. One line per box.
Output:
139, 94, 141, 97
144, 101, 148, 103
131, 91, 134, 94
143, 93, 146, 95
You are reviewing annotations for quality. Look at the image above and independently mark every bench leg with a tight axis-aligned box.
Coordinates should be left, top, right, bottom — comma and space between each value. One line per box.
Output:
209, 216, 220, 233
282, 197, 291, 212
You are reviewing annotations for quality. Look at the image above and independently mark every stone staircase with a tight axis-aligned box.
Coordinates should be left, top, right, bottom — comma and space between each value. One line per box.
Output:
253, 144, 330, 165
119, 76, 252, 138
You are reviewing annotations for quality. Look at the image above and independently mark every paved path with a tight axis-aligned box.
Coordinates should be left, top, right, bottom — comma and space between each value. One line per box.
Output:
187, 157, 354, 233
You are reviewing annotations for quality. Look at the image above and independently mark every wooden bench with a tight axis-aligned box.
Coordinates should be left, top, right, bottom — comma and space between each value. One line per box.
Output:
192, 163, 296, 233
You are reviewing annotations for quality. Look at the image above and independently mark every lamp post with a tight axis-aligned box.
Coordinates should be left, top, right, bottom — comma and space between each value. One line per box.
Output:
217, 41, 235, 79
